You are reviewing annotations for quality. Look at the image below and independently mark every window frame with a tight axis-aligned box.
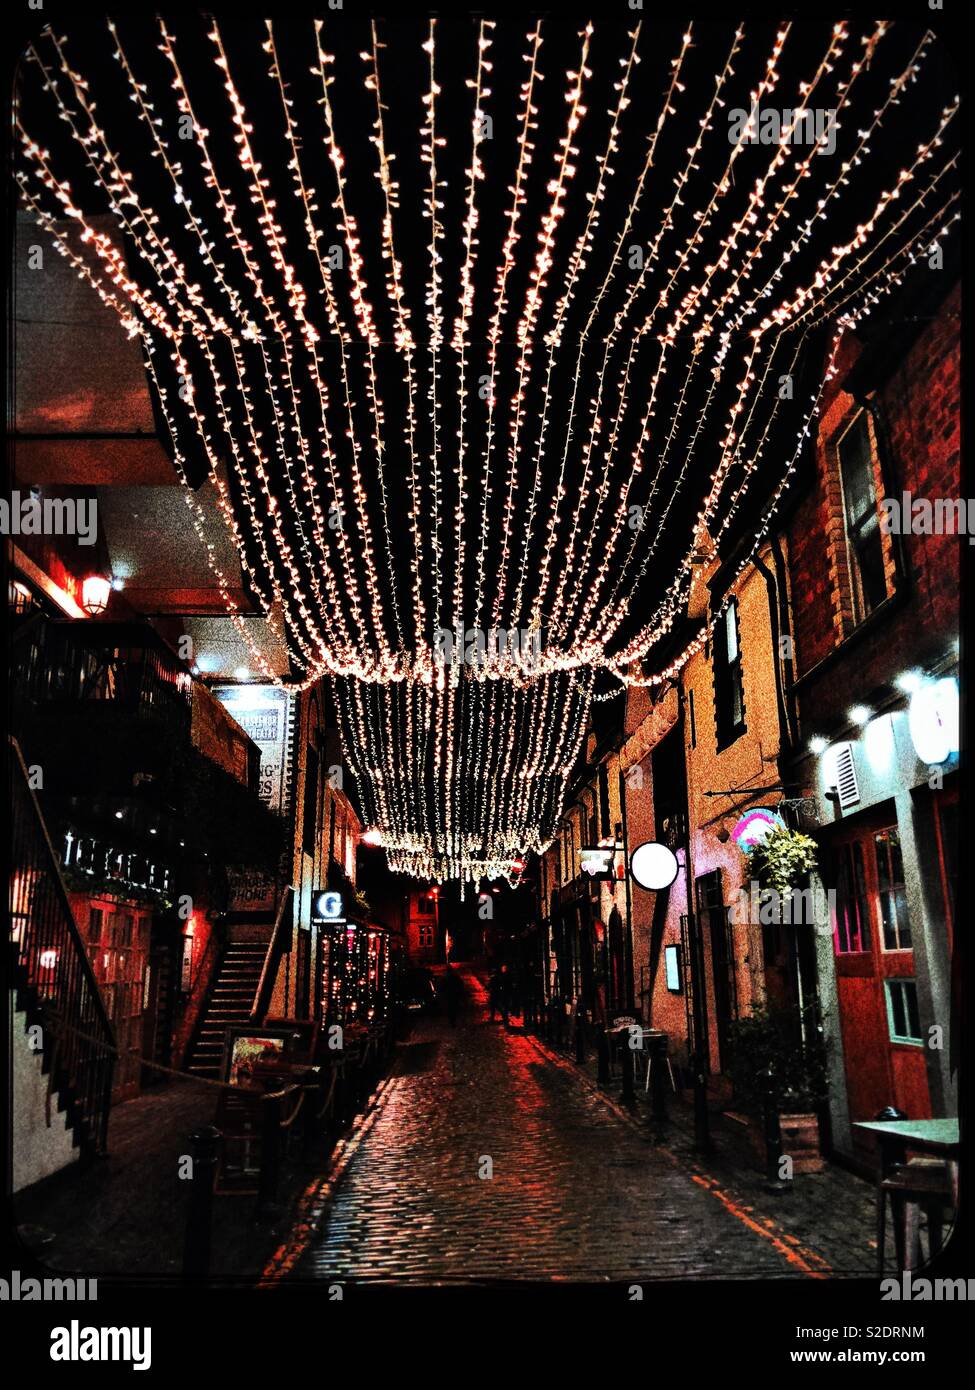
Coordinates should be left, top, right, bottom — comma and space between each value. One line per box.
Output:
713, 597, 746, 751
884, 978, 923, 1046
834, 407, 889, 627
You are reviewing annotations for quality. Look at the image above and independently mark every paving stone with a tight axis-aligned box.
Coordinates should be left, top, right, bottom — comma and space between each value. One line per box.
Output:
286, 968, 883, 1284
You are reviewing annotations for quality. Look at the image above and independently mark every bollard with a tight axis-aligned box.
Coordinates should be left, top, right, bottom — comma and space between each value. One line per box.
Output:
596, 1027, 611, 1085
257, 1091, 282, 1216
762, 1066, 789, 1192
692, 1050, 712, 1154
650, 1034, 669, 1124
619, 1035, 635, 1108
183, 1124, 221, 1283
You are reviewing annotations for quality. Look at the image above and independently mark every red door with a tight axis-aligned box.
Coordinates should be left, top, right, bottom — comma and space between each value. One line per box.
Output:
827, 809, 931, 1149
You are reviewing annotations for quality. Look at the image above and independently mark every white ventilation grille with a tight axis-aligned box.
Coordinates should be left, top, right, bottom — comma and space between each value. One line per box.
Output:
833, 741, 860, 809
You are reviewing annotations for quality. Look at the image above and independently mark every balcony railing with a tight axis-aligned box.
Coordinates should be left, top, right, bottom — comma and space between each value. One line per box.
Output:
11, 618, 261, 798
12, 618, 193, 723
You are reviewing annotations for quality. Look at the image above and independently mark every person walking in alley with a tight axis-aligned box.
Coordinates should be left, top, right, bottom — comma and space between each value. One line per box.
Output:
441, 964, 463, 1027
488, 965, 502, 1022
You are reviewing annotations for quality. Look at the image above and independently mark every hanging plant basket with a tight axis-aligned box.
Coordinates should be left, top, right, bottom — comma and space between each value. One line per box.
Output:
744, 827, 819, 899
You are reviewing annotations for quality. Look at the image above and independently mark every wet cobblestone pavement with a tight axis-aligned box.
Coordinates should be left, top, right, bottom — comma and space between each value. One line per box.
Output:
268, 969, 880, 1285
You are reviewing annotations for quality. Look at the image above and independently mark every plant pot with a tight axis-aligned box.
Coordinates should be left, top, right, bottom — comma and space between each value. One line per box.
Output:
778, 1112, 825, 1173
730, 1109, 825, 1174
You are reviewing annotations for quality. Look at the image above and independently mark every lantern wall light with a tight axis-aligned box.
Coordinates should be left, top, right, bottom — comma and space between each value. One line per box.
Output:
81, 574, 111, 616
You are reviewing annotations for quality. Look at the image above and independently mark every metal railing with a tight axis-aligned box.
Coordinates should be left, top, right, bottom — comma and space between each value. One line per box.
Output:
11, 619, 193, 718
9, 735, 116, 1154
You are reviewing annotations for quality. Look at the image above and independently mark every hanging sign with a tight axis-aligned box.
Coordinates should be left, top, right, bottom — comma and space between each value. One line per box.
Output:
312, 890, 344, 926
630, 841, 680, 890
908, 677, 959, 766
732, 808, 785, 852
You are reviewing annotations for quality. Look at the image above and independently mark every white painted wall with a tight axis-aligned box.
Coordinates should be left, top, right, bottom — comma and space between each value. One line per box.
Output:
11, 992, 80, 1193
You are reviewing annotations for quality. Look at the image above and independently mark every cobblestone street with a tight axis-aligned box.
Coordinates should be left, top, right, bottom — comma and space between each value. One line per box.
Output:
265, 969, 880, 1285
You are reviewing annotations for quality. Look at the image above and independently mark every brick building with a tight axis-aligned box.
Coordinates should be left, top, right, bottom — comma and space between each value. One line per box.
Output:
782, 275, 960, 1164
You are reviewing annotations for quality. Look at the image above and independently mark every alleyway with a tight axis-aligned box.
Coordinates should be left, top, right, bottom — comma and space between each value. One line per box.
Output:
265, 969, 879, 1284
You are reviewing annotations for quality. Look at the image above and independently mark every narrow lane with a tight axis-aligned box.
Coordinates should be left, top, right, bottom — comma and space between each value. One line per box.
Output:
270, 969, 843, 1283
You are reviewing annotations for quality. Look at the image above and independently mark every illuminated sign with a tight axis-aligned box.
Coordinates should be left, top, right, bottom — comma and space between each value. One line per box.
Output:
312, 890, 344, 925
664, 944, 683, 993
908, 677, 959, 766
732, 808, 785, 852
630, 841, 679, 891
580, 845, 616, 881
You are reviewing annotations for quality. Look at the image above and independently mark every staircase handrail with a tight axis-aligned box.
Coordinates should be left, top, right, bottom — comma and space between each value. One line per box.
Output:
250, 884, 295, 1024
9, 735, 115, 1042
9, 734, 116, 1152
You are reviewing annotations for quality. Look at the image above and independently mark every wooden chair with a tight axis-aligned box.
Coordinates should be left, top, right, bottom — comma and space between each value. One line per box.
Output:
877, 1158, 953, 1274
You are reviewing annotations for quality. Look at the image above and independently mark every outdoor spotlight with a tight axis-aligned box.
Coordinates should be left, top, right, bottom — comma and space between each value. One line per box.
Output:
809, 735, 828, 755
81, 574, 111, 617
111, 576, 126, 592
848, 704, 871, 727
895, 670, 923, 695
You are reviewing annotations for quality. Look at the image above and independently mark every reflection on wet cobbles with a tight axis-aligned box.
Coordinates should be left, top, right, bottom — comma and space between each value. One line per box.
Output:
287, 969, 871, 1283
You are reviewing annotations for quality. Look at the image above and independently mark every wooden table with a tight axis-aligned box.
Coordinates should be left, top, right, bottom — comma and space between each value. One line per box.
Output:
854, 1119, 960, 1271
853, 1118, 960, 1204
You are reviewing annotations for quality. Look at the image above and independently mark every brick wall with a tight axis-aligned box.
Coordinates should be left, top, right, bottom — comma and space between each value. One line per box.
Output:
786, 282, 960, 731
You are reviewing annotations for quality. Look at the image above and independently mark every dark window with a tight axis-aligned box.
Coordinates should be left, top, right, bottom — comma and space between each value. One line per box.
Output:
89, 907, 103, 945
875, 826, 912, 950
713, 599, 746, 748
834, 842, 871, 953
885, 979, 922, 1044
598, 764, 611, 839
837, 410, 887, 623
302, 746, 319, 854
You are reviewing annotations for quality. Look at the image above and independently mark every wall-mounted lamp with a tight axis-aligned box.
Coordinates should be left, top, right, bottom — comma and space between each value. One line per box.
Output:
81, 575, 111, 617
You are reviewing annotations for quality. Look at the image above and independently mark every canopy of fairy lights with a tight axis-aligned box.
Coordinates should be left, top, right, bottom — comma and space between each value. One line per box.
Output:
16, 17, 958, 882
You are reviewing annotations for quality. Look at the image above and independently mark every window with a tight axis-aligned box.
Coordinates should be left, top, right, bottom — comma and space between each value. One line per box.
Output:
874, 827, 912, 950
418, 921, 435, 949
885, 979, 922, 1044
598, 764, 611, 839
302, 746, 319, 853
834, 841, 871, 953
837, 410, 887, 624
713, 598, 746, 748
88, 907, 103, 945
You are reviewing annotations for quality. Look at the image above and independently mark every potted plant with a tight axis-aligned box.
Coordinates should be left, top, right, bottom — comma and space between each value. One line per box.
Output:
724, 1005, 830, 1173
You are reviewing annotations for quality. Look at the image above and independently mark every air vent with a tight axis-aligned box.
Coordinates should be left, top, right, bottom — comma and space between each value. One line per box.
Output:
832, 741, 860, 809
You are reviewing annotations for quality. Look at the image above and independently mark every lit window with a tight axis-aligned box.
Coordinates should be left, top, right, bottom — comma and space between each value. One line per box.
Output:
833, 842, 871, 953
875, 827, 912, 950
885, 979, 922, 1044
836, 410, 887, 625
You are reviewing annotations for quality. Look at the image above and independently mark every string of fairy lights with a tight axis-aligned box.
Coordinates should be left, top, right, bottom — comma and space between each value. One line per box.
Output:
16, 17, 958, 882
